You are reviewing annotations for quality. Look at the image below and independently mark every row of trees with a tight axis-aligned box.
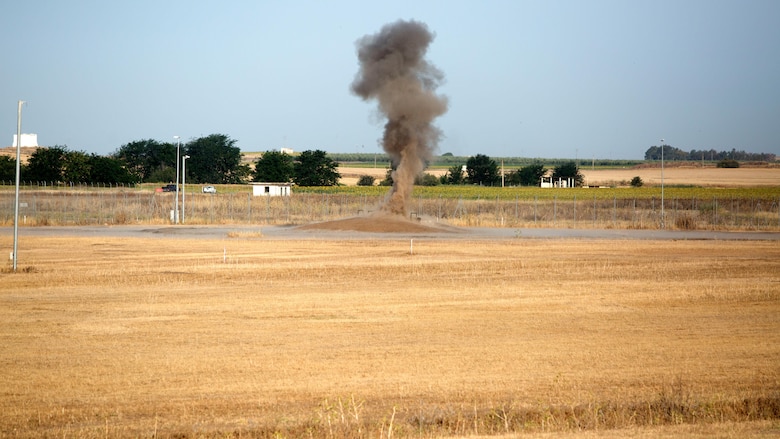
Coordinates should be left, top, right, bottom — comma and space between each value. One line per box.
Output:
1, 146, 137, 184
0, 134, 249, 185
0, 134, 342, 187
356, 154, 583, 187
1, 142, 584, 187
252, 150, 340, 186
436, 154, 583, 187
644, 145, 775, 162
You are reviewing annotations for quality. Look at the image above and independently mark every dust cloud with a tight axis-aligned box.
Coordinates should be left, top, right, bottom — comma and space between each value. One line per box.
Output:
351, 19, 448, 216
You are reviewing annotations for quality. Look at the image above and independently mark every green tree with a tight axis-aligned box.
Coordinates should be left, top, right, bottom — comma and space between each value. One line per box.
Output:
357, 175, 376, 186
293, 150, 340, 186
62, 150, 91, 182
440, 164, 465, 184
379, 168, 393, 186
507, 162, 546, 186
717, 159, 740, 168
25, 145, 69, 182
466, 154, 500, 186
415, 173, 439, 186
644, 144, 687, 161
87, 154, 136, 184
253, 150, 294, 182
185, 134, 249, 184
551, 161, 584, 187
0, 156, 15, 181
114, 139, 176, 182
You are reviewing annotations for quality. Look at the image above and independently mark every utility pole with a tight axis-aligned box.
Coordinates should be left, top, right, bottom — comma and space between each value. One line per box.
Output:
12, 100, 25, 271
173, 135, 180, 224
660, 139, 665, 229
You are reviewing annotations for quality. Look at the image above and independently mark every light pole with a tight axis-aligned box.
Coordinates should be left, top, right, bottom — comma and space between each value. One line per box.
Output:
173, 136, 180, 224
12, 100, 24, 272
182, 155, 190, 224
660, 138, 665, 229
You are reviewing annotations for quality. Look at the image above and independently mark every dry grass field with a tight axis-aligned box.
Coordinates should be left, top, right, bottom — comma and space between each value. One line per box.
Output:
1, 233, 779, 438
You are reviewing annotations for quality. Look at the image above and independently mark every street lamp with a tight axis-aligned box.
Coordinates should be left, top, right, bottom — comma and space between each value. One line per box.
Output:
173, 136, 181, 224
12, 100, 25, 272
660, 138, 665, 229
182, 155, 190, 224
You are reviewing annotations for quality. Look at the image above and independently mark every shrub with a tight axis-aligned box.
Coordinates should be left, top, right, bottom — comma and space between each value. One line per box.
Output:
415, 173, 440, 186
717, 159, 740, 168
357, 175, 375, 186
675, 213, 697, 230
630, 176, 643, 187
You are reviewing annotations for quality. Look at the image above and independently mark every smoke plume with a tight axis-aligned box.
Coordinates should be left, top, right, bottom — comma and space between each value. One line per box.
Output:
351, 19, 448, 216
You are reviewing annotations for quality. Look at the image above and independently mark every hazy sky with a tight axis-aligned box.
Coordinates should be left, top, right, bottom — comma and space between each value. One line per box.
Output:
2, 0, 778, 160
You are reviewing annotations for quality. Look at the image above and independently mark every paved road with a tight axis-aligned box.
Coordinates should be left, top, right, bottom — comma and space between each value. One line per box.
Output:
2, 224, 779, 241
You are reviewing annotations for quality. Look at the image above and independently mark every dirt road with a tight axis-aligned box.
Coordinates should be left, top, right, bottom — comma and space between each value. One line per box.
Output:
3, 224, 779, 241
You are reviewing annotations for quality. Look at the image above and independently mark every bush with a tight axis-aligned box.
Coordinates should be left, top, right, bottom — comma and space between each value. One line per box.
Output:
630, 176, 643, 187
357, 175, 376, 186
415, 173, 440, 186
717, 159, 740, 168
675, 214, 697, 230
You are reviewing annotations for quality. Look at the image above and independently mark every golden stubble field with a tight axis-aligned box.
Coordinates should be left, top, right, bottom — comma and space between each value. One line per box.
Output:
1, 235, 779, 438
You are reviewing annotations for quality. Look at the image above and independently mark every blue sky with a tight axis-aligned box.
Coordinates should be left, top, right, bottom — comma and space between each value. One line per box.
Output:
2, 0, 778, 160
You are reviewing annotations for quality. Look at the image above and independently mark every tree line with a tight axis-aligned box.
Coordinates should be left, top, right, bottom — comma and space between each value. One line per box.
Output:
349, 154, 583, 188
4, 137, 772, 187
431, 154, 583, 187
0, 134, 341, 187
0, 137, 583, 187
644, 145, 775, 162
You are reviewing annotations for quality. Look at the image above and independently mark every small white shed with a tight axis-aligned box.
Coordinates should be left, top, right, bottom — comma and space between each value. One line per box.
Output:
251, 182, 293, 197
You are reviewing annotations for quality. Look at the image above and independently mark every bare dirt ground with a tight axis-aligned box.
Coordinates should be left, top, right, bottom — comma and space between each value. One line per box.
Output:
297, 212, 459, 234
338, 165, 780, 187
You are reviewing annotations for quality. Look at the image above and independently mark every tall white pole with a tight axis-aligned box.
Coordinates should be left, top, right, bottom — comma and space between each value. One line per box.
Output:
12, 101, 24, 272
173, 136, 180, 224
182, 155, 190, 224
660, 138, 665, 229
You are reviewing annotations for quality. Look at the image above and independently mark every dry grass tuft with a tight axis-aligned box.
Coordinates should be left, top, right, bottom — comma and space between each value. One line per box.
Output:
226, 229, 264, 239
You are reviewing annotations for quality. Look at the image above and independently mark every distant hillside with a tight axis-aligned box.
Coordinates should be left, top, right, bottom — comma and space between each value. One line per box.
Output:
0, 146, 38, 164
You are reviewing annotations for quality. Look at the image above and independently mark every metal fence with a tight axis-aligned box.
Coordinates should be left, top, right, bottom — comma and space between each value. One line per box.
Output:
1, 189, 778, 231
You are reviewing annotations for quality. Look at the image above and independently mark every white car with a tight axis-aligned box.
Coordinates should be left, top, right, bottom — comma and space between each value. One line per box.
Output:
202, 185, 217, 194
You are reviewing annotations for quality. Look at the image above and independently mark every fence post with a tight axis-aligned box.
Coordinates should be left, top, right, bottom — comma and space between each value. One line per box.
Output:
611, 196, 616, 227
248, 193, 252, 224
713, 197, 717, 228
534, 195, 537, 224
573, 194, 577, 228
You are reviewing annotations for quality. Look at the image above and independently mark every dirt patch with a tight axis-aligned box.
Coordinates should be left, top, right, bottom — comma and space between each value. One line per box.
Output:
298, 213, 455, 233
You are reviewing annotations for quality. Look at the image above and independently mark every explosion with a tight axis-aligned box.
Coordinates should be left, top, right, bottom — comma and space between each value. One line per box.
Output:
351, 19, 448, 216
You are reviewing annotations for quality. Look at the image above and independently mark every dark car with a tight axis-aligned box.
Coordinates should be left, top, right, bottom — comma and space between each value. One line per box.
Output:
161, 184, 177, 192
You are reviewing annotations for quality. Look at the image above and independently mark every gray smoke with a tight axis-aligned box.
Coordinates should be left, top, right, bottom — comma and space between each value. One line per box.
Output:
351, 19, 448, 216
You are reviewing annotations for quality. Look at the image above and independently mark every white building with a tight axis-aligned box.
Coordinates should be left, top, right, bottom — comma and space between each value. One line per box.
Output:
540, 176, 575, 188
12, 133, 38, 147
251, 182, 293, 197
